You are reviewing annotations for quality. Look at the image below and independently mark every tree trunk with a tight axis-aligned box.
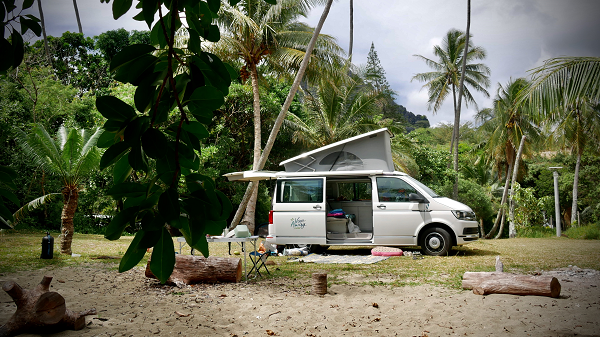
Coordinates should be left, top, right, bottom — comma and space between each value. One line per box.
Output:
452, 0, 471, 200
145, 254, 242, 284
449, 84, 457, 161
0, 276, 96, 337
509, 135, 526, 238
485, 162, 512, 239
72, 0, 83, 34
239, 62, 263, 235
462, 272, 561, 298
60, 188, 79, 255
36, 0, 51, 66
571, 150, 581, 225
230, 0, 335, 230
348, 0, 353, 61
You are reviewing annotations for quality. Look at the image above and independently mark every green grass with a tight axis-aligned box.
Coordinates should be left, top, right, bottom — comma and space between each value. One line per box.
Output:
516, 226, 557, 238
1, 230, 599, 289
564, 223, 600, 240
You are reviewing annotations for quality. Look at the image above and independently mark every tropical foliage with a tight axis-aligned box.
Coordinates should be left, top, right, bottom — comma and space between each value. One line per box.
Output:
14, 124, 103, 254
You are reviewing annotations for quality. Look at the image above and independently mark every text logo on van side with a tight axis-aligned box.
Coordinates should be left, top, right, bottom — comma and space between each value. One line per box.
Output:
290, 217, 306, 229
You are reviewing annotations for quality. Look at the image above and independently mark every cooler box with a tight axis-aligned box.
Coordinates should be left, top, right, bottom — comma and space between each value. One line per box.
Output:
326, 217, 348, 233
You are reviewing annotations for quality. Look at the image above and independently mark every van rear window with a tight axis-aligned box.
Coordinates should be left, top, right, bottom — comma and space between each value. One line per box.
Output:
277, 179, 323, 203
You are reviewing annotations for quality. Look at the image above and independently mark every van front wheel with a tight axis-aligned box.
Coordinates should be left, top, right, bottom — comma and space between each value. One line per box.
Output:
419, 227, 451, 256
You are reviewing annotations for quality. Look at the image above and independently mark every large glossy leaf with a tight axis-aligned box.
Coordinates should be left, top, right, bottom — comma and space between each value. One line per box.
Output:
0, 166, 18, 185
119, 229, 147, 272
134, 85, 155, 113
158, 188, 180, 222
11, 31, 24, 68
182, 199, 206, 246
141, 128, 169, 159
205, 219, 227, 236
97, 130, 117, 148
138, 226, 162, 248
0, 38, 13, 72
96, 96, 137, 122
113, 154, 133, 184
100, 141, 131, 170
150, 227, 175, 284
188, 86, 224, 117
124, 116, 150, 146
141, 0, 158, 27
107, 182, 147, 199
214, 190, 233, 221
192, 54, 230, 96
181, 121, 209, 140
206, 0, 220, 13
128, 144, 149, 172
114, 54, 158, 85
110, 44, 156, 72
191, 236, 210, 258
112, 0, 133, 20
0, 188, 20, 206
141, 212, 165, 232
105, 207, 139, 240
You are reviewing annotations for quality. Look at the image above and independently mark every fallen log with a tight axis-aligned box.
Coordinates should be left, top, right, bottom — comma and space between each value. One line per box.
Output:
145, 254, 242, 285
0, 276, 96, 337
462, 272, 561, 298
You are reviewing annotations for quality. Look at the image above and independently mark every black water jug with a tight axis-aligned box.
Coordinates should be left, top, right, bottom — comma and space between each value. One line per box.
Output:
41, 231, 54, 259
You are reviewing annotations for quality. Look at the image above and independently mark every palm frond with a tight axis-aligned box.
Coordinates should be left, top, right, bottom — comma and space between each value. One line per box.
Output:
12, 193, 61, 223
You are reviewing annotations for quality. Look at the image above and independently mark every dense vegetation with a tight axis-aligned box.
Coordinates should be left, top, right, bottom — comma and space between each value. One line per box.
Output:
1, 0, 599, 280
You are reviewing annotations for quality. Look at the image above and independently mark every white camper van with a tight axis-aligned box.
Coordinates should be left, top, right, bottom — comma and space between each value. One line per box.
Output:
226, 129, 479, 256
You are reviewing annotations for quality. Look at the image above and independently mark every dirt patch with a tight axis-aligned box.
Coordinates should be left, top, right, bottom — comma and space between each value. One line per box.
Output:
1, 265, 599, 337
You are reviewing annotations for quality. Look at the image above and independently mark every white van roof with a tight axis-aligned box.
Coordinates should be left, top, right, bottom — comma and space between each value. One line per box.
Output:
279, 128, 395, 172
224, 170, 407, 182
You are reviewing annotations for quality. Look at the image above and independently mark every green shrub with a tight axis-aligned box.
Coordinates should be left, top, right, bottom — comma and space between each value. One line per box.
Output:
516, 226, 556, 238
564, 223, 600, 240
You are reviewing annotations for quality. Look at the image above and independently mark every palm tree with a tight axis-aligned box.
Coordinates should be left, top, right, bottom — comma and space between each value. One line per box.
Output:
285, 70, 414, 173
14, 124, 103, 255
478, 78, 540, 238
412, 29, 490, 154
348, 0, 353, 61
525, 57, 600, 225
72, 0, 83, 34
211, 0, 344, 232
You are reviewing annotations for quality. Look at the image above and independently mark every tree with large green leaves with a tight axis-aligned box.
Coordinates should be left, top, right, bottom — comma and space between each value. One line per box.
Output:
210, 0, 344, 232
412, 28, 490, 159
478, 78, 540, 238
13, 124, 103, 254
525, 57, 600, 225
93, 0, 257, 283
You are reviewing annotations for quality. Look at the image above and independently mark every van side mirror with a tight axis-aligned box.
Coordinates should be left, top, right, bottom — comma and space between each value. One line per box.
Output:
409, 193, 428, 203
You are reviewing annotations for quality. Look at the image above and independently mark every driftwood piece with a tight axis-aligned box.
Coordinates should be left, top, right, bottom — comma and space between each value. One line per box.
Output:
145, 254, 242, 285
0, 276, 96, 337
462, 272, 561, 298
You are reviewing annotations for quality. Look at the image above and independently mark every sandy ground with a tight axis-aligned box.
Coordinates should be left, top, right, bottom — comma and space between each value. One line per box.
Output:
1, 264, 599, 337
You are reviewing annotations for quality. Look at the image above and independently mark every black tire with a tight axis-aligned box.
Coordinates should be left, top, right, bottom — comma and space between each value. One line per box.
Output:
419, 227, 452, 256
287, 244, 329, 254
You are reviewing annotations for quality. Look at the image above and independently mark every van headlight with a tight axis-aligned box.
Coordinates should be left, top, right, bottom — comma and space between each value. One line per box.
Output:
452, 210, 476, 221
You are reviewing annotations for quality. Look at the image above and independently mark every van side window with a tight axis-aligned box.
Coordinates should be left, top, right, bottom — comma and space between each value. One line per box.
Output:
335, 182, 371, 201
277, 179, 323, 203
376, 177, 417, 202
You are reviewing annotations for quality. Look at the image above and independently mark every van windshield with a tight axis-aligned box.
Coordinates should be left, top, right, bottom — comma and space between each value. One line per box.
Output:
404, 176, 440, 198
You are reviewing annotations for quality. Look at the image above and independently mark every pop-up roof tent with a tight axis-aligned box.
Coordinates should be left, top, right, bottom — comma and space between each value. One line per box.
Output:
224, 128, 395, 181
280, 128, 394, 172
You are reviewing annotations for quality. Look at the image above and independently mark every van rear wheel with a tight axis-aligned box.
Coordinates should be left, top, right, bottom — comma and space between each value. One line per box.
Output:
287, 244, 329, 254
419, 227, 451, 256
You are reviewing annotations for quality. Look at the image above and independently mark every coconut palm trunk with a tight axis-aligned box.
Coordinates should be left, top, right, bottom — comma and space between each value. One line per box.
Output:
485, 162, 512, 239
348, 0, 353, 61
240, 62, 263, 233
508, 135, 526, 237
453, 0, 471, 200
72, 0, 83, 34
229, 0, 336, 230
571, 150, 581, 225
36, 0, 51, 65
60, 187, 79, 255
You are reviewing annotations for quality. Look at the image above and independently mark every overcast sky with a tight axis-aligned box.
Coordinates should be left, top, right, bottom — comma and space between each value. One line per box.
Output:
14, 0, 600, 126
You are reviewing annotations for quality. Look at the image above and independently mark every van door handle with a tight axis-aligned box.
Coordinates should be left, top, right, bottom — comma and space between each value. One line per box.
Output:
313, 205, 322, 210
377, 204, 386, 209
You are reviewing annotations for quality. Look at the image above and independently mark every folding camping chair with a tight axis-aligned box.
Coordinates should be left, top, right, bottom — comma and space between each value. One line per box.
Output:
247, 250, 270, 278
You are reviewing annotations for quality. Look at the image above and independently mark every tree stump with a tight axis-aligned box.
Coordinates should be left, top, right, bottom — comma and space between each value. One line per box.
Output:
462, 272, 561, 298
312, 272, 327, 295
145, 254, 242, 285
0, 276, 96, 337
